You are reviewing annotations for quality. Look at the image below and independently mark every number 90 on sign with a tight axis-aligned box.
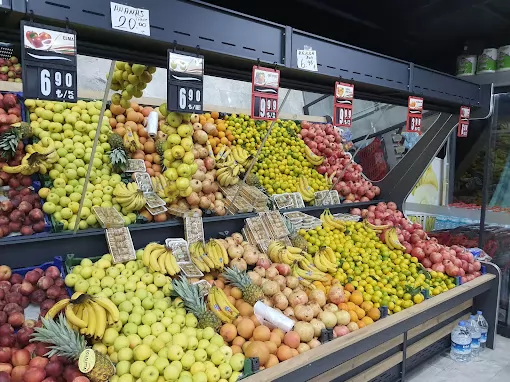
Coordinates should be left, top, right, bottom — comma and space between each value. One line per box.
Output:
38, 68, 75, 101
254, 96, 277, 119
178, 86, 202, 111
408, 116, 422, 132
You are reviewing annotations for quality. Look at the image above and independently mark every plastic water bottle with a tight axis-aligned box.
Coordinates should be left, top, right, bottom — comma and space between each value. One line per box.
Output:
451, 321, 472, 362
468, 315, 481, 357
476, 311, 489, 350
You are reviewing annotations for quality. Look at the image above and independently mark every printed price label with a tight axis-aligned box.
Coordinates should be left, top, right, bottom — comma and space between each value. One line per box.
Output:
168, 51, 204, 113
405, 96, 424, 134
251, 66, 280, 121
21, 22, 77, 102
110, 2, 150, 36
297, 49, 318, 72
457, 106, 470, 138
334, 82, 354, 128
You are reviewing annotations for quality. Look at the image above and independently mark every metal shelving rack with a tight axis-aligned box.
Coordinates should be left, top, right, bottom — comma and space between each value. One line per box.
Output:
0, 0, 492, 265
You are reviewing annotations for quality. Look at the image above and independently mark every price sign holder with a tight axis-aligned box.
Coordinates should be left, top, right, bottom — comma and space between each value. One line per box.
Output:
333, 82, 354, 128
167, 50, 204, 113
251, 65, 280, 120
21, 21, 77, 102
457, 106, 470, 137
110, 2, 150, 36
405, 96, 424, 134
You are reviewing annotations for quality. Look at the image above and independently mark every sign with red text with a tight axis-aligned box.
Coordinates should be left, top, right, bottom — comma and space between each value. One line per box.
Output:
457, 106, 470, 137
251, 66, 280, 120
405, 96, 424, 134
333, 82, 354, 128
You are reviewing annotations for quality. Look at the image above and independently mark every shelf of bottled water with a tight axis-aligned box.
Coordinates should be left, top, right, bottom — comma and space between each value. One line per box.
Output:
451, 311, 489, 362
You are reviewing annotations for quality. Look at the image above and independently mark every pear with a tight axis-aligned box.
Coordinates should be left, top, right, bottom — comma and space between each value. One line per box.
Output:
131, 63, 145, 76
120, 98, 131, 109
159, 103, 168, 117
115, 61, 126, 70
113, 70, 123, 82
125, 84, 136, 96
122, 71, 129, 81
128, 74, 140, 85
121, 90, 132, 100
140, 71, 152, 83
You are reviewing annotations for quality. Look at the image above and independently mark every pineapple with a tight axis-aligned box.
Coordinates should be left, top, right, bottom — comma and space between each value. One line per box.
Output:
108, 147, 129, 173
245, 173, 261, 187
31, 316, 115, 382
172, 276, 222, 330
108, 132, 124, 150
156, 138, 167, 157
0, 123, 31, 158
222, 267, 263, 305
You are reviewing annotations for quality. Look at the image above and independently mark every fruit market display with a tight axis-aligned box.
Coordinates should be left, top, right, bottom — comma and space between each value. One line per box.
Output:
300, 121, 379, 202
0, 93, 22, 129
0, 57, 22, 83
109, 62, 156, 109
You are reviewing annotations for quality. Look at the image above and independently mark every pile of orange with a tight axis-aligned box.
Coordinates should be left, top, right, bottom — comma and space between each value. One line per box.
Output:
199, 111, 235, 155
338, 289, 381, 329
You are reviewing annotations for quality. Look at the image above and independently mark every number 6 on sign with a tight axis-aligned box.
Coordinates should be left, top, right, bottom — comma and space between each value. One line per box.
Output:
40, 69, 51, 96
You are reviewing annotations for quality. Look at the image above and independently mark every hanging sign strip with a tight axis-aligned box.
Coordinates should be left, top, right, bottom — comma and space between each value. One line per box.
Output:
251, 66, 280, 120
333, 82, 354, 128
457, 106, 470, 137
21, 21, 77, 102
167, 51, 204, 113
405, 96, 424, 134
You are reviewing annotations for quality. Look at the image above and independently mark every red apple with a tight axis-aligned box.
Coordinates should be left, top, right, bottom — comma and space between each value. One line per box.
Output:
30, 356, 49, 369
11, 365, 28, 382
0, 267, 11, 282
0, 364, 12, 375
45, 362, 63, 378
12, 349, 30, 366
0, 348, 11, 363
0, 371, 11, 382
25, 367, 47, 382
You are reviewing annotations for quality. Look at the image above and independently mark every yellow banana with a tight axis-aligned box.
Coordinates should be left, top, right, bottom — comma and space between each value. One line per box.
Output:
212, 287, 239, 320
45, 298, 70, 319
83, 302, 97, 337
92, 296, 120, 322
207, 291, 231, 323
143, 242, 161, 267
65, 304, 87, 329
157, 251, 168, 275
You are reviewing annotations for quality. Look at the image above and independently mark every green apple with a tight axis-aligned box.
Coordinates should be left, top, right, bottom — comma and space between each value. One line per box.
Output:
88, 277, 100, 287
153, 309, 164, 321
157, 332, 172, 344
115, 275, 128, 285
181, 352, 195, 371
119, 311, 129, 324
142, 311, 157, 326
142, 297, 154, 310
161, 317, 173, 328
132, 305, 145, 316
158, 347, 169, 360
106, 266, 121, 278
153, 273, 167, 287
102, 287, 113, 297
197, 339, 209, 350
126, 260, 139, 272
185, 314, 198, 328
118, 374, 134, 382
172, 333, 188, 350
202, 327, 215, 340
116, 360, 132, 376
143, 335, 156, 345
125, 281, 137, 292
151, 322, 166, 337
141, 273, 154, 285
101, 276, 115, 288
74, 279, 89, 293
187, 337, 198, 351
210, 334, 225, 348
127, 333, 142, 349
219, 346, 233, 363
164, 307, 177, 318
167, 344, 184, 361
205, 366, 220, 382
162, 283, 173, 297
135, 289, 149, 300
218, 364, 232, 379
102, 327, 119, 346
140, 365, 159, 382
64, 273, 80, 287
122, 323, 138, 336
111, 292, 127, 306
196, 329, 203, 341
114, 335, 130, 352
130, 361, 146, 378
205, 344, 219, 357
167, 323, 181, 335
147, 284, 158, 294
133, 344, 152, 361
154, 298, 170, 311
173, 314, 185, 328
136, 281, 147, 290
194, 348, 207, 363
229, 354, 245, 372
130, 296, 142, 307
146, 353, 158, 366
190, 361, 206, 375
191, 372, 207, 382
137, 324, 152, 339
119, 300, 134, 313
128, 275, 140, 284
153, 291, 165, 300
118, 347, 134, 362
153, 356, 170, 374
128, 312, 142, 326
164, 365, 181, 381
150, 338, 166, 353
111, 284, 125, 294
125, 291, 135, 300
210, 351, 225, 366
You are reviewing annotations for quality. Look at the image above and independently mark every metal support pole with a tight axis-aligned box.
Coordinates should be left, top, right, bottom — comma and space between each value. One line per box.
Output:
401, 332, 408, 382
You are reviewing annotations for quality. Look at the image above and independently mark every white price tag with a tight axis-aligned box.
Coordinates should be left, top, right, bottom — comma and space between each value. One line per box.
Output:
297, 49, 318, 72
110, 2, 150, 36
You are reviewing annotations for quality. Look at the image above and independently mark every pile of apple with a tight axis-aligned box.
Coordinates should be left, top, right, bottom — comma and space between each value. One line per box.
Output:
0, 93, 21, 130
351, 202, 483, 283
299, 122, 378, 202
0, 186, 47, 238
0, 57, 21, 83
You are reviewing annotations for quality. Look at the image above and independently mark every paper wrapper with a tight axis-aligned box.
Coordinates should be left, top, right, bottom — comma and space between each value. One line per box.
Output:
147, 111, 159, 138
254, 301, 294, 332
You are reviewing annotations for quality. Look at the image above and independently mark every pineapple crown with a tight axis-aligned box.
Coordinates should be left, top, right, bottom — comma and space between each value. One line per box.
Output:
172, 275, 207, 316
222, 266, 251, 288
31, 315, 86, 360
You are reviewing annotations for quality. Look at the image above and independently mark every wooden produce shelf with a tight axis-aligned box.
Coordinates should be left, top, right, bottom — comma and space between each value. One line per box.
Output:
243, 269, 500, 382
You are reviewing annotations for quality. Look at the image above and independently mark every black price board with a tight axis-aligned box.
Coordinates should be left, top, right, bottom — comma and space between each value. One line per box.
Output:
333, 82, 354, 128
167, 51, 204, 113
457, 106, 470, 137
251, 66, 280, 120
21, 21, 77, 102
405, 96, 424, 134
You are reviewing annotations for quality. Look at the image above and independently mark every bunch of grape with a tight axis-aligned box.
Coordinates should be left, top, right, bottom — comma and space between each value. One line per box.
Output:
109, 62, 156, 108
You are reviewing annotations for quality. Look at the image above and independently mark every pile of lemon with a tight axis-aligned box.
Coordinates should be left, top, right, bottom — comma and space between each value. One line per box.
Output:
299, 221, 456, 315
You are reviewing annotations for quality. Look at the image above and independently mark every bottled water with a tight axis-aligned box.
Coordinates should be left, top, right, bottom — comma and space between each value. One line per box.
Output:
468, 315, 481, 357
451, 321, 472, 362
476, 311, 489, 350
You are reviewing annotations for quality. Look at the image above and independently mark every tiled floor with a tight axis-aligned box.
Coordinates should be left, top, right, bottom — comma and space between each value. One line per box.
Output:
407, 335, 510, 382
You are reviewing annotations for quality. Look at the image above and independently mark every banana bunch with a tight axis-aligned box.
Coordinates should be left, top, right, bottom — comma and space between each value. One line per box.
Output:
231, 146, 252, 170
363, 219, 392, 232
304, 145, 324, 166
207, 286, 239, 323
204, 239, 229, 270
45, 292, 120, 340
320, 209, 346, 231
413, 165, 438, 193
142, 242, 180, 276
267, 241, 306, 265
2, 138, 59, 175
324, 171, 337, 187
189, 241, 213, 273
384, 228, 406, 251
151, 174, 176, 203
216, 166, 241, 187
123, 126, 143, 153
113, 182, 146, 211
313, 246, 337, 273
297, 176, 315, 202
291, 262, 329, 283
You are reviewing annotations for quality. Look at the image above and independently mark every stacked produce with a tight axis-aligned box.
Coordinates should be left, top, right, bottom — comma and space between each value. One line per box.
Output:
109, 62, 156, 108
0, 57, 21, 83
196, 112, 234, 155
351, 202, 483, 283
300, 121, 379, 202
0, 93, 21, 129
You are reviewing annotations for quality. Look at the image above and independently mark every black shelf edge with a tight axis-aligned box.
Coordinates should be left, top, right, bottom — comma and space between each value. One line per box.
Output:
0, 201, 377, 268
0, 0, 484, 109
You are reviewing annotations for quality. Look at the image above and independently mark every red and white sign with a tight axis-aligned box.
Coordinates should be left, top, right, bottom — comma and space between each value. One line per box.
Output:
333, 82, 354, 128
457, 106, 470, 137
405, 96, 424, 134
251, 66, 280, 121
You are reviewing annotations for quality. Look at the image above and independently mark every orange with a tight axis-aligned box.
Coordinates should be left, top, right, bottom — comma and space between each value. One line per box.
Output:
344, 290, 351, 301
345, 283, 355, 293
368, 308, 381, 321
211, 111, 219, 119
199, 116, 207, 124
220, 137, 229, 145
346, 302, 357, 311
355, 307, 366, 320
227, 134, 235, 142
218, 131, 225, 138
348, 310, 358, 323
204, 113, 211, 119
312, 281, 326, 292
360, 301, 374, 313
350, 292, 364, 306
338, 303, 349, 311
206, 118, 215, 124
357, 321, 366, 329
